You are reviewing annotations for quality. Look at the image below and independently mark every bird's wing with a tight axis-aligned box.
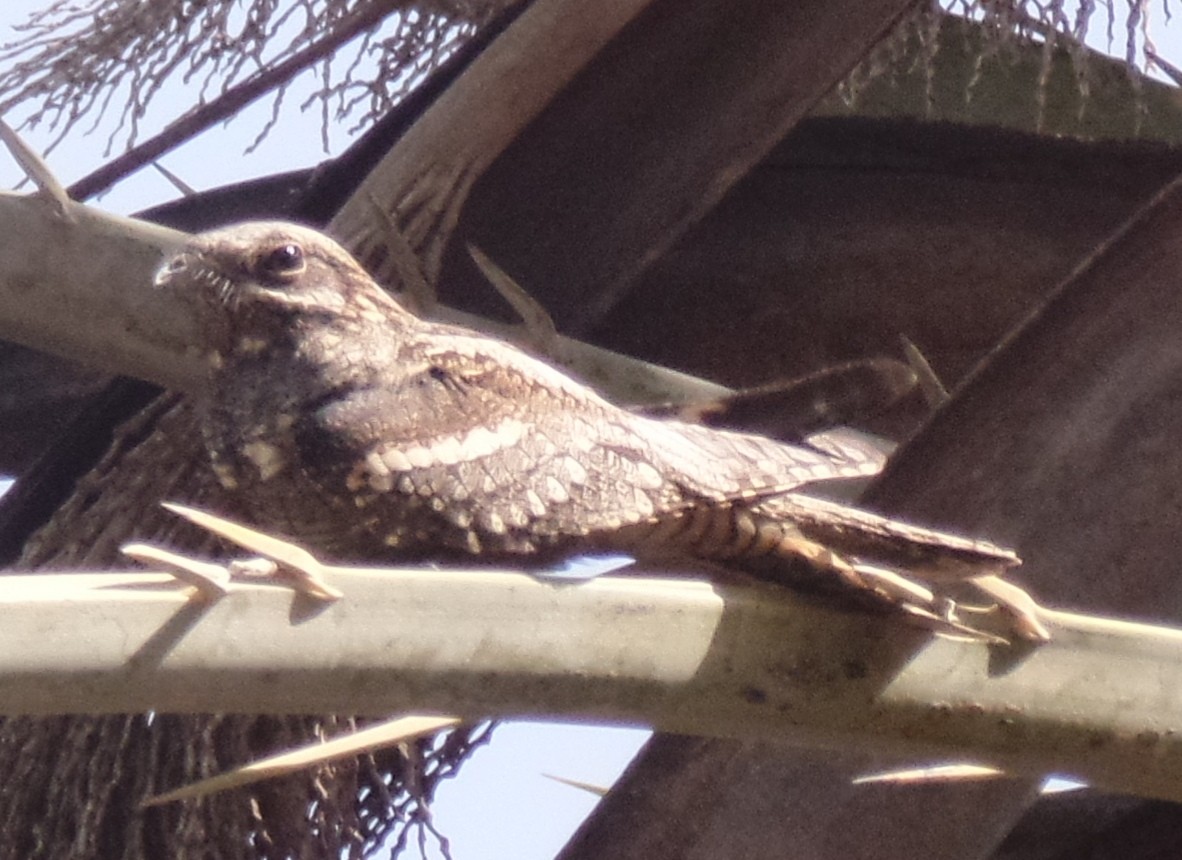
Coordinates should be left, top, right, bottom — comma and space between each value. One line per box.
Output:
302, 339, 886, 545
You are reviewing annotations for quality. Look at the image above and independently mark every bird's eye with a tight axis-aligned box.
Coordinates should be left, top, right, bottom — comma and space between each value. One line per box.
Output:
256, 243, 306, 283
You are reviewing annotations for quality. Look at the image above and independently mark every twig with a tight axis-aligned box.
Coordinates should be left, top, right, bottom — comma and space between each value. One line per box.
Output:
66, 2, 397, 201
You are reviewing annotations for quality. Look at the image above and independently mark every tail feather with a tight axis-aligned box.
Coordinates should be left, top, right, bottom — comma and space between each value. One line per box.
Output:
763, 493, 1020, 582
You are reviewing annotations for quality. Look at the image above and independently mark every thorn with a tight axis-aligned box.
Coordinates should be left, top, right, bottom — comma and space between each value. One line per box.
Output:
896, 603, 1010, 646
900, 335, 949, 410
1147, 47, 1182, 87
161, 501, 343, 601
542, 772, 611, 797
364, 193, 437, 314
468, 244, 559, 355
142, 714, 461, 806
852, 763, 1005, 786
120, 542, 230, 602
151, 161, 198, 196
0, 118, 73, 221
972, 574, 1052, 642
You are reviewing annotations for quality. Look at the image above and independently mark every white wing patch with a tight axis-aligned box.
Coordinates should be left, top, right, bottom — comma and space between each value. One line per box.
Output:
391, 418, 524, 469
355, 418, 528, 493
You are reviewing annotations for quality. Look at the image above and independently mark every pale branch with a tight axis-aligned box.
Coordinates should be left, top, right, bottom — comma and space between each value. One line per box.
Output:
0, 192, 729, 405
0, 566, 1181, 803
0, 193, 192, 390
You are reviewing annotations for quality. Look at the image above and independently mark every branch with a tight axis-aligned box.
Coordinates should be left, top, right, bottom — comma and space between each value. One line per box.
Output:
2, 566, 1181, 803
0, 193, 192, 390
0, 192, 729, 404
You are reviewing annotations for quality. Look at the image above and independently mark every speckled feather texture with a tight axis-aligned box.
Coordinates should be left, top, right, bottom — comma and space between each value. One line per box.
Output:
156, 221, 1044, 640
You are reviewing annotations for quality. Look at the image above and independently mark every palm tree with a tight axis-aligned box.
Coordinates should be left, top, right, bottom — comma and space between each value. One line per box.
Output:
1, 1, 1180, 857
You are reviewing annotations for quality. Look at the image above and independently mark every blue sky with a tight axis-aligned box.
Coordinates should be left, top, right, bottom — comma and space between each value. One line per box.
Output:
0, 2, 1179, 857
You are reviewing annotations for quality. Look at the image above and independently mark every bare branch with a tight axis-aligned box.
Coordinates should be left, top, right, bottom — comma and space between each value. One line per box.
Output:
0, 194, 731, 404
65, 2, 405, 201
1, 566, 1182, 806
0, 0, 498, 173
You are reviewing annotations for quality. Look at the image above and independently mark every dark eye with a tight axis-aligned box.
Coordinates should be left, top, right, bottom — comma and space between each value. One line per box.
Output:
256, 243, 305, 283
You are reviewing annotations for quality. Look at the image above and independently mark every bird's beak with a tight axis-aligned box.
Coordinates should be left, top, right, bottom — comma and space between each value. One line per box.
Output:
153, 251, 191, 289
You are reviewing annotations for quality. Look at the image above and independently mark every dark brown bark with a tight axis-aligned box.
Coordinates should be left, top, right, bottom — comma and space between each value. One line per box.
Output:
593, 119, 1182, 390
438, 0, 919, 333
559, 129, 1182, 860
995, 791, 1182, 860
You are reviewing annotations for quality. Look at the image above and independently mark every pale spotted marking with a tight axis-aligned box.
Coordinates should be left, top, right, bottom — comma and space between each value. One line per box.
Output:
367, 472, 394, 493
544, 475, 570, 504
558, 456, 589, 486
210, 460, 239, 490
236, 335, 270, 354
381, 448, 413, 471
464, 531, 483, 554
481, 511, 507, 535
633, 460, 664, 491
502, 503, 531, 529
241, 440, 284, 480
524, 489, 547, 517
630, 486, 655, 519
727, 509, 759, 557
643, 514, 696, 547
403, 446, 437, 469
365, 450, 390, 477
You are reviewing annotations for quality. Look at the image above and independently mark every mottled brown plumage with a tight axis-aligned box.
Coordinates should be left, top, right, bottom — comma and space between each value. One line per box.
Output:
156, 221, 1044, 639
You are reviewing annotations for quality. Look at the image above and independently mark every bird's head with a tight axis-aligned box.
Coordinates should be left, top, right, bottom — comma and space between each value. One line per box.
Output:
155, 221, 406, 358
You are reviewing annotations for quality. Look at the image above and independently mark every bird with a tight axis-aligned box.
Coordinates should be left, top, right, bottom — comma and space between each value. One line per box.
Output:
154, 221, 1047, 641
